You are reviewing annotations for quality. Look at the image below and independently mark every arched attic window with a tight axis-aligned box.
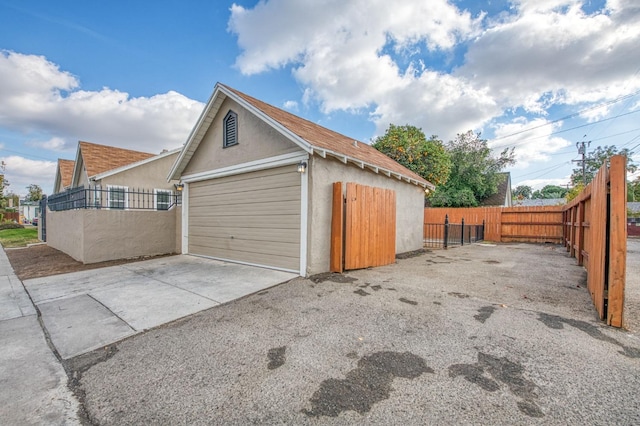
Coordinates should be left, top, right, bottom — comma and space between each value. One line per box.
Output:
223, 110, 238, 148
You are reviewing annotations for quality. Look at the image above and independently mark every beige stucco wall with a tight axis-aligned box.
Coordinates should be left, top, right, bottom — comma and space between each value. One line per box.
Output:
97, 152, 179, 190
182, 97, 300, 176
306, 156, 425, 275
46, 209, 85, 262
46, 207, 179, 264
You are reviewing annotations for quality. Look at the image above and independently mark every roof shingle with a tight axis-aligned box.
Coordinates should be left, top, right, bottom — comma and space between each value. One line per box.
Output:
79, 141, 155, 178
57, 159, 75, 188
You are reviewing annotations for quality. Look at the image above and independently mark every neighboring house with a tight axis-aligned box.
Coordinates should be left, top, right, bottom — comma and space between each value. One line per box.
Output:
479, 172, 513, 207
19, 200, 40, 224
53, 159, 75, 193
169, 83, 434, 277
46, 141, 182, 264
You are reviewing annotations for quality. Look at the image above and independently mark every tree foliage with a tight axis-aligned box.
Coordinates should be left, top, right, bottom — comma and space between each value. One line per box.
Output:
26, 184, 43, 201
429, 131, 515, 207
372, 124, 451, 186
571, 145, 638, 185
566, 183, 584, 202
531, 185, 568, 199
513, 185, 532, 200
629, 177, 640, 202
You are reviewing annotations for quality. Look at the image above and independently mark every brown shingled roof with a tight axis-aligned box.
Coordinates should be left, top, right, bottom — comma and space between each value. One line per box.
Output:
79, 141, 155, 178
58, 159, 75, 188
221, 85, 431, 188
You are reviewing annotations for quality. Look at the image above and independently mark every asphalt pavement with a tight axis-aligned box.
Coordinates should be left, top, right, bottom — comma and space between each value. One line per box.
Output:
72, 243, 640, 425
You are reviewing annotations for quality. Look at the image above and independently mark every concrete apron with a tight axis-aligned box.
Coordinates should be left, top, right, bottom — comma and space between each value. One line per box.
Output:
22, 255, 297, 359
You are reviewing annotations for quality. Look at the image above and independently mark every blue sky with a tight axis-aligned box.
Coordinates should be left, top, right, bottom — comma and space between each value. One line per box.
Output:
1, 0, 639, 197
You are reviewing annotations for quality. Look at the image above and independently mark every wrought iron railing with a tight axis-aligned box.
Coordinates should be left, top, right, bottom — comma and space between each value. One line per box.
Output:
424, 215, 484, 249
47, 186, 181, 212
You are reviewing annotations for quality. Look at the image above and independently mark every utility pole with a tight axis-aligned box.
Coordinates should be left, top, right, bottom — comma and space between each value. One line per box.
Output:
572, 139, 591, 185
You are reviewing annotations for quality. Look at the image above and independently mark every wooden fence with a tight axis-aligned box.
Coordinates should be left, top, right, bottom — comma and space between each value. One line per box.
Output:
331, 182, 396, 272
424, 206, 563, 243
563, 155, 627, 327
424, 155, 628, 327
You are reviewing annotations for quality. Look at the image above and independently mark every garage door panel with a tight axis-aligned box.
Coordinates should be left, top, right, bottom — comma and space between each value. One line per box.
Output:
190, 200, 301, 216
189, 236, 299, 258
189, 244, 299, 271
188, 215, 300, 229
188, 165, 301, 272
191, 226, 300, 243
190, 186, 300, 206
190, 173, 299, 197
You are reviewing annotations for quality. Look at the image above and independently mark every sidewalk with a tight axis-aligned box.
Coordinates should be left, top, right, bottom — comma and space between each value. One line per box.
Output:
0, 247, 80, 425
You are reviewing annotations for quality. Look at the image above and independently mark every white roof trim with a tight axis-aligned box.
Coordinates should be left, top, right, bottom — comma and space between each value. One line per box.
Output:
92, 148, 181, 181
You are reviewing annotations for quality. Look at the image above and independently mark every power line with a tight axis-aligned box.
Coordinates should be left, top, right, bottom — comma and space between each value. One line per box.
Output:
492, 109, 640, 150
491, 89, 640, 142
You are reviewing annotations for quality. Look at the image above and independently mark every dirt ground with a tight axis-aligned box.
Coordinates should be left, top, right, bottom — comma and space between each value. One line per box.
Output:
5, 244, 173, 281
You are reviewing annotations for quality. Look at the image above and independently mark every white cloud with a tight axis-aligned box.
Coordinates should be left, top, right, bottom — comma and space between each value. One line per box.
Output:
0, 155, 56, 197
229, 0, 488, 140
283, 100, 298, 111
457, 0, 640, 111
0, 51, 204, 154
491, 117, 572, 167
26, 136, 73, 151
229, 0, 640, 142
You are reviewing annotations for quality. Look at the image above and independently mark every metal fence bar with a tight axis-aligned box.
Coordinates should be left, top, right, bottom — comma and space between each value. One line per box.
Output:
423, 216, 485, 249
46, 186, 182, 212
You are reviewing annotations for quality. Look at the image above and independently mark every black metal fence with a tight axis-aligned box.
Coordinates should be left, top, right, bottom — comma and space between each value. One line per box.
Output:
47, 186, 182, 212
424, 215, 485, 249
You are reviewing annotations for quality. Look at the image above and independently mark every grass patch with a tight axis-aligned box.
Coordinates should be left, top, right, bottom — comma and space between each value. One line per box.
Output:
0, 227, 40, 248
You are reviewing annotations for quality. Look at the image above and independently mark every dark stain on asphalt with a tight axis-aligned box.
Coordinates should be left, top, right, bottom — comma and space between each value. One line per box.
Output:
538, 313, 640, 358
399, 297, 418, 305
310, 273, 357, 284
371, 285, 382, 291
395, 249, 426, 259
354, 289, 370, 296
449, 352, 543, 418
267, 346, 286, 370
303, 351, 433, 418
425, 259, 452, 265
448, 292, 470, 298
484, 260, 500, 264
474, 306, 496, 323
346, 352, 359, 359
433, 301, 442, 305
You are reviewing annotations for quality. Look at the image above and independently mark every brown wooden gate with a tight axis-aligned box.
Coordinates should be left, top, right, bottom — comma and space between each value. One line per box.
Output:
330, 182, 396, 272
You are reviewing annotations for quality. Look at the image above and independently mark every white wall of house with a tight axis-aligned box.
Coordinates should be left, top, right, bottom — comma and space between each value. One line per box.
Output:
306, 156, 425, 276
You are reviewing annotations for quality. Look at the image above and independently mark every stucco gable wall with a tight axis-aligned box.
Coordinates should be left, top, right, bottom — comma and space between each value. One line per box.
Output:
182, 97, 301, 175
96, 152, 179, 190
307, 156, 425, 275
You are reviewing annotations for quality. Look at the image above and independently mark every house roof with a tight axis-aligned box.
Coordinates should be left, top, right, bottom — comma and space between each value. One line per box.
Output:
78, 141, 156, 178
57, 159, 75, 188
92, 147, 181, 181
169, 83, 434, 189
478, 172, 512, 207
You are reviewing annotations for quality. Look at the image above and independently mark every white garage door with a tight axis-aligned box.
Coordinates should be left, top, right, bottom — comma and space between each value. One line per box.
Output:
188, 166, 301, 272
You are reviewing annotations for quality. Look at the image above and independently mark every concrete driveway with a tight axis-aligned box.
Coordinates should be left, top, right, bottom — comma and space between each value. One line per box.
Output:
22, 255, 297, 359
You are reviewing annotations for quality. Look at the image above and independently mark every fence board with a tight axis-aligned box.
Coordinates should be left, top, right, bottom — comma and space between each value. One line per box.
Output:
338, 182, 396, 270
424, 206, 563, 243
330, 182, 344, 273
608, 156, 627, 327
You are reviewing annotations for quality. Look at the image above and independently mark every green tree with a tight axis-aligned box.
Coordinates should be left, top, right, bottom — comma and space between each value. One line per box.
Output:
531, 185, 568, 199
372, 124, 451, 186
566, 183, 585, 202
571, 145, 638, 185
26, 184, 43, 201
513, 185, 532, 200
629, 177, 640, 202
430, 131, 515, 207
